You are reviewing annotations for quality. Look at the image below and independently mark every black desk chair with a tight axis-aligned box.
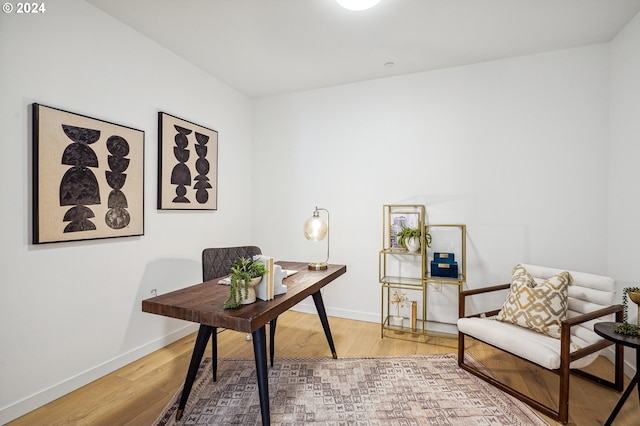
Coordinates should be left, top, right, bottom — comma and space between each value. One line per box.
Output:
200, 246, 279, 381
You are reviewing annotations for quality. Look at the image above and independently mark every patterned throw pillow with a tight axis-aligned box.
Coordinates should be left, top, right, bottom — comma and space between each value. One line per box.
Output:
495, 264, 572, 338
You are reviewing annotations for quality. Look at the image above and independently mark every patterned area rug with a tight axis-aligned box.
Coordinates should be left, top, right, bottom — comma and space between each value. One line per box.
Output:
155, 354, 548, 425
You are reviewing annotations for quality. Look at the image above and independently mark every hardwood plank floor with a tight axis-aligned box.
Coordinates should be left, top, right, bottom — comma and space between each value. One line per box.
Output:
7, 311, 636, 425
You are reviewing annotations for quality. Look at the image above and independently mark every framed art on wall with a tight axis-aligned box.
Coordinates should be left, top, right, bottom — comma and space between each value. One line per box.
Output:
32, 103, 145, 244
158, 112, 218, 210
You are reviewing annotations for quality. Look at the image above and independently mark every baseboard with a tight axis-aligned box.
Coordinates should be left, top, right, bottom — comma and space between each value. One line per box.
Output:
291, 301, 379, 324
0, 323, 199, 425
600, 345, 637, 378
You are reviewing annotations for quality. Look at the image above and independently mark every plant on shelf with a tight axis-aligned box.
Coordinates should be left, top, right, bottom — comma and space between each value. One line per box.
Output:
396, 226, 432, 252
223, 257, 267, 309
614, 286, 640, 336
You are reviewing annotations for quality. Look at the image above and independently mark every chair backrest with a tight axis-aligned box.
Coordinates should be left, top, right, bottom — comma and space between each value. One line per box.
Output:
521, 264, 616, 344
202, 246, 262, 281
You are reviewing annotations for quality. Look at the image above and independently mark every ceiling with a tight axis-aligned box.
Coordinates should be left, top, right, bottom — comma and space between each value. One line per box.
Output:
86, 0, 640, 98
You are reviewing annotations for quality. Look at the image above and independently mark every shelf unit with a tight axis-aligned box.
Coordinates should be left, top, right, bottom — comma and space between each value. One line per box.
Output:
379, 204, 466, 339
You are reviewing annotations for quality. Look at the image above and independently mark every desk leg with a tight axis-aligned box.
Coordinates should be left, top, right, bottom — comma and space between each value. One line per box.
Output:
269, 318, 277, 367
312, 291, 337, 359
252, 326, 270, 426
604, 349, 640, 426
176, 325, 214, 421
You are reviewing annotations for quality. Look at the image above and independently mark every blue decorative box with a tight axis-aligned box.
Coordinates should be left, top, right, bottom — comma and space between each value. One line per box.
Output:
431, 261, 458, 278
434, 252, 455, 264
431, 253, 458, 278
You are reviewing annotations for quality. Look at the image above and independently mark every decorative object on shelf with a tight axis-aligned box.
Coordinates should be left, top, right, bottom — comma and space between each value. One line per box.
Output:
390, 290, 408, 326
223, 257, 267, 309
430, 252, 459, 278
388, 210, 420, 249
411, 301, 417, 330
303, 206, 330, 270
158, 112, 218, 210
614, 286, 640, 336
32, 103, 145, 244
396, 226, 432, 252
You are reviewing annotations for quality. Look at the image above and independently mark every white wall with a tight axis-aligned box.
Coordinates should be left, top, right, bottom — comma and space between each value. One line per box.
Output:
610, 13, 640, 316
252, 45, 611, 322
609, 11, 640, 372
0, 0, 253, 422
607, 7, 640, 380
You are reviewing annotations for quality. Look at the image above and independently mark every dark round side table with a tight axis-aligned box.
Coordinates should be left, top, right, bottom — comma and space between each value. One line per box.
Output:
594, 322, 640, 426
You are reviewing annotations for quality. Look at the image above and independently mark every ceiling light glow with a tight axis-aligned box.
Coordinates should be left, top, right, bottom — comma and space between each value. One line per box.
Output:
336, 0, 382, 11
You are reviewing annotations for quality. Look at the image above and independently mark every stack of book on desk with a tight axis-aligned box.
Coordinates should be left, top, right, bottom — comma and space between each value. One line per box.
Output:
255, 255, 275, 301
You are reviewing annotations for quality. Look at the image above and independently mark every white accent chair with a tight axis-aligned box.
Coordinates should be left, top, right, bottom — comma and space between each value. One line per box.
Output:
457, 264, 624, 424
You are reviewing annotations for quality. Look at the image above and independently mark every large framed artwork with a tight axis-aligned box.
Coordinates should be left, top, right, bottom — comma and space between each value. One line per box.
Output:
32, 104, 145, 244
158, 112, 218, 210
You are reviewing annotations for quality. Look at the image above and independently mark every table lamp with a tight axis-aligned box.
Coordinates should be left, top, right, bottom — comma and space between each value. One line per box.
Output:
303, 206, 329, 270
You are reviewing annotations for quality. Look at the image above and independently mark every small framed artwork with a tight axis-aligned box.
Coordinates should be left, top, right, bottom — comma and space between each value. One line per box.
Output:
388, 211, 421, 249
158, 112, 218, 210
32, 104, 145, 244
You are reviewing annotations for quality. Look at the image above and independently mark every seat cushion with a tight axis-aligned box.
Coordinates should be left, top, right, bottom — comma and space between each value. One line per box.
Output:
495, 264, 572, 338
458, 316, 598, 369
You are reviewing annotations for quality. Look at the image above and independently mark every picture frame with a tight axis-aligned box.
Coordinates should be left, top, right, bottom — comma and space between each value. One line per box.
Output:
32, 103, 145, 244
158, 112, 218, 210
388, 211, 421, 249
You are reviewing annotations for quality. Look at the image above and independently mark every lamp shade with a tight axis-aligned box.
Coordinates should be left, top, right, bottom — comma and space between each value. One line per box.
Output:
304, 214, 328, 241
336, 0, 381, 11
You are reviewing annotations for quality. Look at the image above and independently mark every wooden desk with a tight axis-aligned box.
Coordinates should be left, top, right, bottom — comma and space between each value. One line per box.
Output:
594, 322, 640, 426
142, 261, 347, 425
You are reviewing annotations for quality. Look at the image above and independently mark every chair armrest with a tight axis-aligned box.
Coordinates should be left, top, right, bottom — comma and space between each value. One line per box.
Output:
563, 304, 623, 327
459, 283, 510, 318
460, 283, 511, 297
560, 304, 623, 363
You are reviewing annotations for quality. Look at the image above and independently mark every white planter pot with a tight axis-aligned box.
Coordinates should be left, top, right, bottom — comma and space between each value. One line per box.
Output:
405, 236, 420, 252
241, 277, 262, 305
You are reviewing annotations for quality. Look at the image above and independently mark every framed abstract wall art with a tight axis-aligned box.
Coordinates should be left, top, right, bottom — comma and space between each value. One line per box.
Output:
32, 104, 145, 244
157, 112, 218, 210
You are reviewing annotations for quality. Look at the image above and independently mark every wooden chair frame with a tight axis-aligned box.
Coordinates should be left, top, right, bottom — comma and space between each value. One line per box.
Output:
457, 284, 625, 424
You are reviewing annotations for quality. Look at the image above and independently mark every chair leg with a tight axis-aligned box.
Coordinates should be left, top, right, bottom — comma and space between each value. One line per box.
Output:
457, 331, 465, 366
558, 363, 570, 424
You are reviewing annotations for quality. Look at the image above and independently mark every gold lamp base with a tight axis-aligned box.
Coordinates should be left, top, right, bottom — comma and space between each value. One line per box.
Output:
308, 262, 328, 270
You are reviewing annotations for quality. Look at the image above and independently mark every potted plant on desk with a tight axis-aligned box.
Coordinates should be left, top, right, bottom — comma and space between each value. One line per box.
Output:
224, 257, 267, 309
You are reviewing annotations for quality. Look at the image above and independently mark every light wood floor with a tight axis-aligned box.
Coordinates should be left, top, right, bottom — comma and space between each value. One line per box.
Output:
8, 311, 637, 425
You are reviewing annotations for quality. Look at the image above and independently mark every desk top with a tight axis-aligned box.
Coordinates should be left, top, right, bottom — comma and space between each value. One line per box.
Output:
594, 322, 640, 349
142, 261, 347, 333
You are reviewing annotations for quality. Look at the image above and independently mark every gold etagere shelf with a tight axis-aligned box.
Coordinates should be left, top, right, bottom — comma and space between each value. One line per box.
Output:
379, 204, 466, 339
